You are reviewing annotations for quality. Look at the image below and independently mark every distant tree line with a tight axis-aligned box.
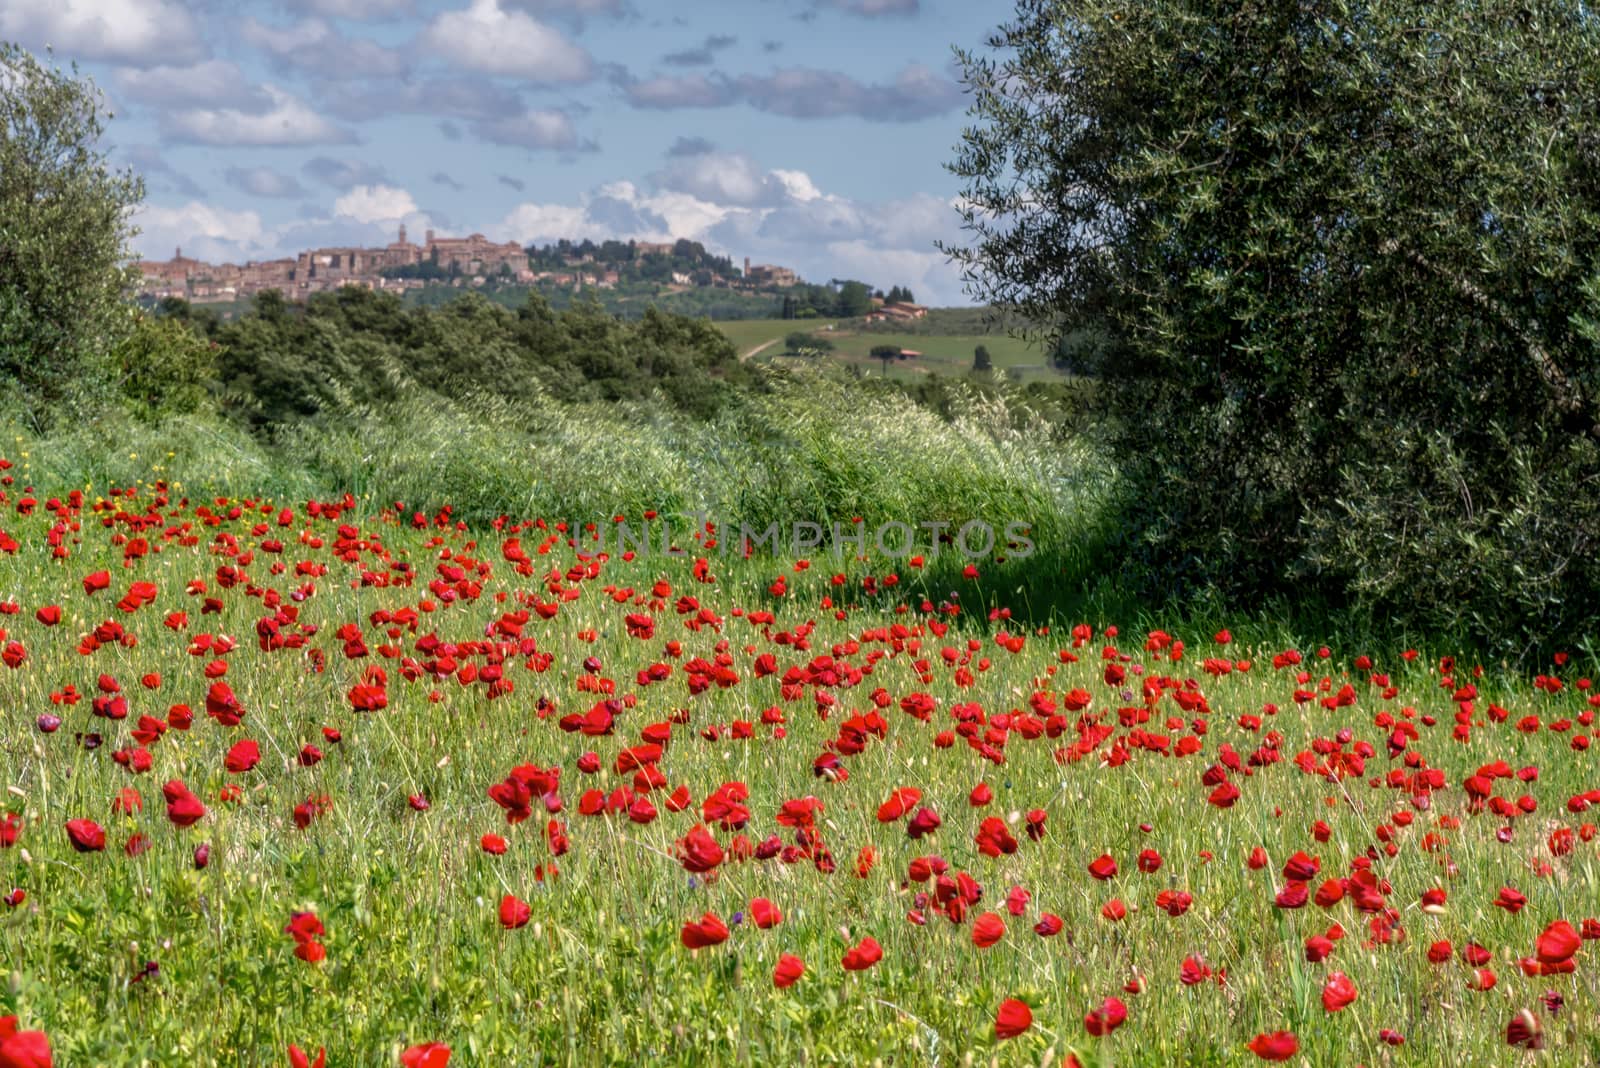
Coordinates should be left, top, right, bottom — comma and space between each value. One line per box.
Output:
157, 287, 762, 425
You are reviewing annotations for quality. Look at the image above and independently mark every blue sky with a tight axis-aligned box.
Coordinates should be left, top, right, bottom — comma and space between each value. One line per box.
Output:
3, 0, 1011, 304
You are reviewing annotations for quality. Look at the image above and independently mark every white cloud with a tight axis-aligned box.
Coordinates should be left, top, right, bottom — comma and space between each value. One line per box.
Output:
470, 109, 581, 151
242, 17, 407, 79
1, 0, 204, 68
114, 61, 266, 110
651, 152, 788, 208
132, 202, 268, 264
420, 0, 593, 82
333, 184, 419, 224
771, 170, 822, 202
164, 86, 356, 147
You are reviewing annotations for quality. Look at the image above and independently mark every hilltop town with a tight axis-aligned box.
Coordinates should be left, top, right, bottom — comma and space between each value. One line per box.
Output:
134, 227, 813, 307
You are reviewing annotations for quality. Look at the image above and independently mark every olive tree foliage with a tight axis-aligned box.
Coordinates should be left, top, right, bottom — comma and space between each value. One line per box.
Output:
945, 1, 1600, 651
1, 42, 144, 426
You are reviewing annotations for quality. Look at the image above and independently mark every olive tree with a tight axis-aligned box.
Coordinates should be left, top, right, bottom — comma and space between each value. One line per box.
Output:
1, 42, 144, 426
945, 1, 1600, 649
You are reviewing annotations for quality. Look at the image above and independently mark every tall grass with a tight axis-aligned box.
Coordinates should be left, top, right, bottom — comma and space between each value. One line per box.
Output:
5, 367, 1117, 590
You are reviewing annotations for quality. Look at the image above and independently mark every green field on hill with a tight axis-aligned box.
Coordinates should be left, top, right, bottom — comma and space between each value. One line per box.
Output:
715, 317, 1059, 381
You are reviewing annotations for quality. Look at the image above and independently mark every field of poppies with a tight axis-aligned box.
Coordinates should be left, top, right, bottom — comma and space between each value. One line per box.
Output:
0, 466, 1597, 1067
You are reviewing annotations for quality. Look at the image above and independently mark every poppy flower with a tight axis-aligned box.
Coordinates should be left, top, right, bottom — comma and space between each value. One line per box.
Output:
64, 819, 105, 853
972, 912, 1006, 948
162, 781, 206, 828
1535, 920, 1581, 964
498, 894, 531, 930
1246, 1031, 1298, 1061
1084, 996, 1127, 1036
399, 1044, 450, 1068
841, 936, 882, 970
480, 834, 507, 855
1087, 853, 1118, 880
0, 1016, 51, 1068
1321, 972, 1357, 1012
877, 787, 922, 822
1506, 1008, 1543, 1050
1493, 886, 1527, 913
288, 1045, 326, 1068
994, 998, 1032, 1039
677, 825, 724, 873
1034, 913, 1063, 937
680, 912, 729, 949
749, 897, 782, 929
773, 953, 804, 988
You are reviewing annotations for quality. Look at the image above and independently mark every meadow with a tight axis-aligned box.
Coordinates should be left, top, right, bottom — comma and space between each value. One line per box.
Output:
713, 319, 1055, 381
0, 444, 1595, 1066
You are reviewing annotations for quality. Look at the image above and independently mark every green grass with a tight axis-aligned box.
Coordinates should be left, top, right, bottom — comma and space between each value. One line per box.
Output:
0, 442, 1596, 1065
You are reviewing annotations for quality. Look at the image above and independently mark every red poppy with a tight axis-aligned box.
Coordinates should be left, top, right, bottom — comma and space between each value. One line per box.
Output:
64, 819, 105, 853
1084, 996, 1127, 1036
1493, 886, 1527, 913
1321, 972, 1357, 1012
773, 953, 804, 988
0, 1016, 51, 1068
162, 780, 206, 828
876, 787, 922, 822
399, 1044, 450, 1068
1535, 919, 1581, 964
499, 894, 531, 930
1246, 1032, 1298, 1061
677, 825, 724, 873
680, 912, 729, 949
994, 998, 1032, 1039
972, 912, 1006, 948
288, 1045, 326, 1068
749, 897, 782, 929
841, 936, 882, 970
1087, 853, 1118, 880
1506, 1008, 1543, 1050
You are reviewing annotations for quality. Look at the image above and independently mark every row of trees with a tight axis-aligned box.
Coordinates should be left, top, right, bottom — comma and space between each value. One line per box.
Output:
161, 287, 758, 424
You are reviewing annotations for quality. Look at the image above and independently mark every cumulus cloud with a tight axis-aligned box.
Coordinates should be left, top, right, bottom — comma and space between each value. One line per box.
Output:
164, 85, 356, 146
625, 73, 732, 110
652, 152, 790, 208
333, 184, 419, 224
421, 0, 593, 82
1, 0, 204, 68
131, 201, 268, 264
626, 64, 963, 122
224, 166, 307, 199
469, 109, 585, 151
493, 161, 969, 303
114, 61, 267, 110
303, 157, 389, 190
242, 17, 408, 80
